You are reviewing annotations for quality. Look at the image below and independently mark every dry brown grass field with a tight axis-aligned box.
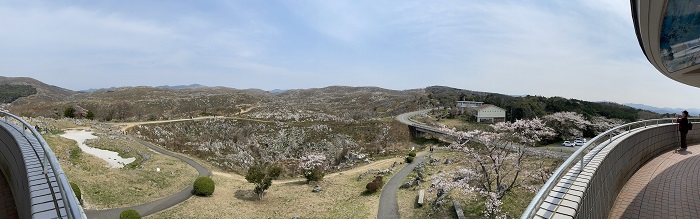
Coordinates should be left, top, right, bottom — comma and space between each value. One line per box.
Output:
44, 127, 198, 209
148, 156, 405, 219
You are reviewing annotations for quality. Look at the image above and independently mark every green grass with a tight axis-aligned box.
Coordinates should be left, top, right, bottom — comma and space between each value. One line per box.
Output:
45, 131, 197, 209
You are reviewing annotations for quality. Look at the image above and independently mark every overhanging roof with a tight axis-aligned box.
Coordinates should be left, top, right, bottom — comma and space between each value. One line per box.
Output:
633, 0, 700, 87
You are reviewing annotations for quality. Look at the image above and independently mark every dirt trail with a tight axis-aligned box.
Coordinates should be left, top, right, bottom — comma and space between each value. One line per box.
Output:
238, 106, 255, 115
111, 115, 274, 132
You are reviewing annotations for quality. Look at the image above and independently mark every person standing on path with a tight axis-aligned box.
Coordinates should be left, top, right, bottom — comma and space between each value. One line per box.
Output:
677, 110, 691, 150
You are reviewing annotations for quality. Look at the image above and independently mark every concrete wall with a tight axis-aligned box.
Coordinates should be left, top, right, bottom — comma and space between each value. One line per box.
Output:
477, 106, 506, 118
576, 124, 700, 218
0, 124, 31, 219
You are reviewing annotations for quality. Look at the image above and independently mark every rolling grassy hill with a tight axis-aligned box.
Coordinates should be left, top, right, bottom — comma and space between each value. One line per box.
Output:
3, 77, 660, 123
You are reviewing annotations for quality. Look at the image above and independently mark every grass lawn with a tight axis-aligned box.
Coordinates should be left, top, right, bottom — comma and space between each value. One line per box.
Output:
45, 128, 198, 209
148, 157, 405, 219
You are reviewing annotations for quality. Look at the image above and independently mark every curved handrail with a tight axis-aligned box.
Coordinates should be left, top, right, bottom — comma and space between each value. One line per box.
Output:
0, 111, 86, 219
521, 117, 699, 219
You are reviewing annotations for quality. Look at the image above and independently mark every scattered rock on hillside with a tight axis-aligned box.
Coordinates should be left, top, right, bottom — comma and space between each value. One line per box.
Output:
312, 185, 322, 193
401, 181, 413, 189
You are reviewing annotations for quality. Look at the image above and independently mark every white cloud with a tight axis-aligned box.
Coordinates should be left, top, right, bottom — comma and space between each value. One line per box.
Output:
3, 0, 700, 109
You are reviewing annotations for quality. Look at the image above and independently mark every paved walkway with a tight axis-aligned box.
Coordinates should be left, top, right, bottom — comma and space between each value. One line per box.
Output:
0, 172, 17, 219
85, 136, 210, 219
377, 151, 429, 219
609, 144, 700, 219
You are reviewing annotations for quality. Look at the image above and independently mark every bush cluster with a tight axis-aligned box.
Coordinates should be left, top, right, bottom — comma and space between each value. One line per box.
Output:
304, 166, 325, 182
405, 156, 414, 163
120, 209, 141, 219
193, 176, 215, 196
408, 151, 416, 157
365, 176, 384, 193
69, 182, 81, 203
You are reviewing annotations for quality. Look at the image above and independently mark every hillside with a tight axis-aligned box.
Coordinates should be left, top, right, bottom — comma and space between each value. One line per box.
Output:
0, 84, 37, 103
0, 76, 75, 103
242, 86, 429, 122
425, 86, 660, 121
4, 77, 661, 123
624, 103, 700, 116
10, 86, 269, 121
8, 83, 429, 122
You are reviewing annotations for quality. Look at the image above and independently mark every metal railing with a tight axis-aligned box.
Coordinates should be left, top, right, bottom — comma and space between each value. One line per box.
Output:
521, 117, 699, 219
0, 111, 86, 219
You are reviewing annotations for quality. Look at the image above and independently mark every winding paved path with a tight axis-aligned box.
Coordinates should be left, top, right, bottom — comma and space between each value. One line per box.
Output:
85, 136, 210, 219
377, 151, 429, 219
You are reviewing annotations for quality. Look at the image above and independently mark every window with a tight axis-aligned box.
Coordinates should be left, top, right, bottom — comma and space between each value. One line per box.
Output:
660, 0, 700, 72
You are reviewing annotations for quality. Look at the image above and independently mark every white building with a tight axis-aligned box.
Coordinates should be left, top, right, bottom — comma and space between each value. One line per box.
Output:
475, 104, 506, 123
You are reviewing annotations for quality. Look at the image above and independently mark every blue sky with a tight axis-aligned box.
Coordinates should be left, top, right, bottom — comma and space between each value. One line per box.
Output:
2, 0, 700, 109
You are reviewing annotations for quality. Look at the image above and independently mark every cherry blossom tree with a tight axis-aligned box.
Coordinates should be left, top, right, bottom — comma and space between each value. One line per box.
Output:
299, 153, 327, 170
589, 116, 624, 135
437, 118, 555, 218
300, 153, 327, 182
543, 111, 591, 139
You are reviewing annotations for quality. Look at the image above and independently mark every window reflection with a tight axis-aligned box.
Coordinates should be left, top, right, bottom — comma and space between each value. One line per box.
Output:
660, 0, 700, 72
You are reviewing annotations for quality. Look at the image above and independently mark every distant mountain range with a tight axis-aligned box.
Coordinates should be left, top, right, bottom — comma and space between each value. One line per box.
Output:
0, 76, 669, 122
268, 89, 286, 93
623, 103, 700, 116
156, 84, 204, 89
80, 84, 204, 92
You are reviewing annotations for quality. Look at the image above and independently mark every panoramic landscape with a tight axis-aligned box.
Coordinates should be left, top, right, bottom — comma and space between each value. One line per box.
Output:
0, 76, 667, 218
2, 1, 700, 219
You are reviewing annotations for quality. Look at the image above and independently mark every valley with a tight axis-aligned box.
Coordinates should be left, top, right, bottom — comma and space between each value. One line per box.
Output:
0, 76, 666, 218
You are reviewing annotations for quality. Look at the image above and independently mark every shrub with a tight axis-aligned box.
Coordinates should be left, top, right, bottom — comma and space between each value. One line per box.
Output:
246, 162, 283, 200
64, 107, 76, 118
120, 209, 141, 219
69, 182, 81, 203
366, 181, 381, 193
86, 111, 95, 120
408, 151, 416, 157
193, 176, 215, 196
304, 166, 325, 182
365, 176, 384, 193
406, 156, 414, 163
373, 176, 383, 183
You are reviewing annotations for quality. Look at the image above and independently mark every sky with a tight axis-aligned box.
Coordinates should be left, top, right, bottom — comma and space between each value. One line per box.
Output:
2, 0, 700, 109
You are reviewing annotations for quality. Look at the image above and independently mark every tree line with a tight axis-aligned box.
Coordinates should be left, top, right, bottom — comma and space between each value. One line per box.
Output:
425, 86, 659, 122
0, 84, 37, 103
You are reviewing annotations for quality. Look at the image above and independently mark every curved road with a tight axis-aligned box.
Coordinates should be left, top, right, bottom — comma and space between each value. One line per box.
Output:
85, 136, 210, 219
375, 109, 434, 219
377, 151, 429, 219
395, 109, 434, 127
384, 109, 568, 219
